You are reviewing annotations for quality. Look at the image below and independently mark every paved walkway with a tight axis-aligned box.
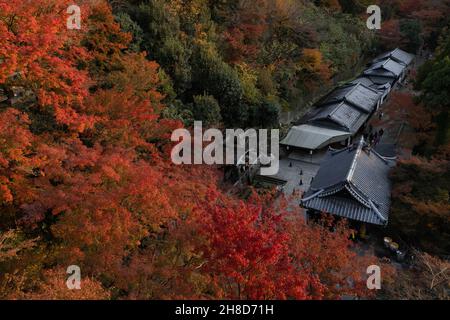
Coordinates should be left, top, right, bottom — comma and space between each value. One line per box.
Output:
366, 52, 429, 159
275, 155, 321, 195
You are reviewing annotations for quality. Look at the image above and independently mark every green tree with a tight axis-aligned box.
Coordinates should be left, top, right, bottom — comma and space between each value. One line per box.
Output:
191, 94, 222, 125
248, 98, 280, 128
129, 1, 193, 94
419, 56, 450, 110
417, 31, 450, 146
115, 12, 144, 52
400, 19, 422, 53
192, 41, 245, 126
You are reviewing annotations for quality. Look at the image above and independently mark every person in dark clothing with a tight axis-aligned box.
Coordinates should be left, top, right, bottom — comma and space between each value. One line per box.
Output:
374, 136, 380, 146
379, 128, 384, 137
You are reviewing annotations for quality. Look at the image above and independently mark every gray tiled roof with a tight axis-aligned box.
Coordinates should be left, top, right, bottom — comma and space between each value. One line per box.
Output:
349, 77, 391, 96
280, 124, 351, 150
285, 49, 412, 152
308, 101, 369, 133
302, 195, 385, 225
301, 137, 393, 225
351, 76, 394, 88
373, 48, 414, 66
364, 58, 406, 78
318, 83, 381, 113
306, 83, 380, 134
350, 77, 377, 88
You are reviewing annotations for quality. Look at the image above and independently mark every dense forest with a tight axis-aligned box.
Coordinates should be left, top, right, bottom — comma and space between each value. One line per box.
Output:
0, 0, 449, 299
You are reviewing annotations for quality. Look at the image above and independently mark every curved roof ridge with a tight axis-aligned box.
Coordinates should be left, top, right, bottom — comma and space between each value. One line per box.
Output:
329, 146, 350, 155
367, 146, 394, 164
301, 189, 325, 202
345, 137, 365, 182
369, 199, 388, 223
345, 182, 371, 208
317, 182, 346, 197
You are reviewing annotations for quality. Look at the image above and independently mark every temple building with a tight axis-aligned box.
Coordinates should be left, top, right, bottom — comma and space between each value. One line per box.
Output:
281, 82, 381, 150
300, 137, 394, 225
280, 48, 414, 152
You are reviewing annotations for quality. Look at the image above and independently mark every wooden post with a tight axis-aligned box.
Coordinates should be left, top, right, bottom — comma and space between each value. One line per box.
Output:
359, 223, 367, 239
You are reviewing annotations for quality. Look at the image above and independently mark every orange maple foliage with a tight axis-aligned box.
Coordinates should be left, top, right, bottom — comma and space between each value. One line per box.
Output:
0, 0, 95, 133
15, 268, 111, 300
